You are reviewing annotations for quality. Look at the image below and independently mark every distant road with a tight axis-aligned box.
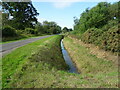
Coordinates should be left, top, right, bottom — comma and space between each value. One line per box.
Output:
0, 35, 54, 56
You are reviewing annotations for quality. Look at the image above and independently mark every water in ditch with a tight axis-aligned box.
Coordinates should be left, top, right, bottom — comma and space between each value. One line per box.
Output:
61, 39, 79, 74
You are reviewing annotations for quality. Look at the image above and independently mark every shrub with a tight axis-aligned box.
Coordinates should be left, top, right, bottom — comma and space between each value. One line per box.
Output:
34, 29, 38, 35
16, 30, 24, 35
81, 28, 103, 45
25, 28, 36, 34
101, 20, 118, 31
2, 25, 17, 37
101, 25, 119, 52
81, 25, 119, 53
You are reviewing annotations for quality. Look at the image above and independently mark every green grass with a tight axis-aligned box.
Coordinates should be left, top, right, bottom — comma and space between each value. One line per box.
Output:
62, 36, 118, 88
1, 34, 48, 44
2, 35, 118, 88
2, 35, 68, 88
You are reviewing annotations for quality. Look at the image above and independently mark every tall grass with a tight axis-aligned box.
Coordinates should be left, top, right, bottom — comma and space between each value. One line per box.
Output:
2, 35, 68, 88
63, 36, 118, 88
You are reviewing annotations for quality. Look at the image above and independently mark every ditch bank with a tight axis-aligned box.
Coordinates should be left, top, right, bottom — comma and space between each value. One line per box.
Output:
61, 39, 79, 74
3, 35, 68, 88
62, 36, 118, 88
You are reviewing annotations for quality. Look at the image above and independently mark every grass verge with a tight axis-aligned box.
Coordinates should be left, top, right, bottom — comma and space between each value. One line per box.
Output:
1, 34, 48, 44
2, 35, 118, 88
63, 36, 118, 88
2, 35, 68, 88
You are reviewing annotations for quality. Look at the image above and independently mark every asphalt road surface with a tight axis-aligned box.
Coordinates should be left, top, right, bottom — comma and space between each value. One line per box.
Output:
0, 35, 54, 56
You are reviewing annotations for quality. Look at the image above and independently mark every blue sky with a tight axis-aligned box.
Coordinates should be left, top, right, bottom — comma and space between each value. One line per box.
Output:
32, 1, 117, 29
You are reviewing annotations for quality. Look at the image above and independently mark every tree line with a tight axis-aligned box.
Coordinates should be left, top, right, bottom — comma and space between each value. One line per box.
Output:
72, 2, 119, 53
1, 1, 71, 41
73, 2, 118, 33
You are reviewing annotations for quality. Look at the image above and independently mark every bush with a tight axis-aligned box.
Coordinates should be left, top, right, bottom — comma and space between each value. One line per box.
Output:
81, 26, 119, 53
101, 20, 118, 31
25, 28, 36, 34
101, 26, 119, 52
81, 28, 103, 45
16, 30, 24, 35
2, 25, 17, 37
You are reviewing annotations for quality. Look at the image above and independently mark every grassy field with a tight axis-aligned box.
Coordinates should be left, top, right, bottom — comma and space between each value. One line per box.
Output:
2, 35, 118, 88
63, 36, 118, 88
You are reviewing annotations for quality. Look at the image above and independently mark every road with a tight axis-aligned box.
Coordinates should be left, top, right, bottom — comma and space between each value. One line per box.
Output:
0, 35, 54, 56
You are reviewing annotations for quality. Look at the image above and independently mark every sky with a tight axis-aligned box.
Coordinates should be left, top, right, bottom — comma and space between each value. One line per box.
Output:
32, 0, 118, 29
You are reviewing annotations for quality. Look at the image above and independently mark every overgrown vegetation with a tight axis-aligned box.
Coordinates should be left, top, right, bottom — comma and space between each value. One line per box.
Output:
81, 25, 119, 53
2, 25, 17, 37
63, 36, 118, 88
1, 1, 119, 88
2, 35, 69, 88
1, 2, 62, 42
3, 35, 118, 88
72, 2, 119, 53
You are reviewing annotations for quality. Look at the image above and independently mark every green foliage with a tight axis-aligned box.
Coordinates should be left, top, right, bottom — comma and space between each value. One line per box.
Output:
101, 20, 118, 31
2, 13, 9, 26
2, 35, 68, 88
2, 2, 39, 30
0, 11, 2, 31
2, 25, 17, 37
62, 27, 68, 33
25, 28, 36, 34
101, 26, 119, 52
63, 37, 118, 88
81, 28, 103, 45
74, 2, 118, 33
62, 27, 72, 33
2, 1, 62, 41
35, 21, 62, 35
3, 35, 118, 88
16, 30, 24, 35
108, 2, 119, 19
81, 25, 119, 53
73, 2, 119, 53
1, 1, 41, 42
35, 22, 44, 35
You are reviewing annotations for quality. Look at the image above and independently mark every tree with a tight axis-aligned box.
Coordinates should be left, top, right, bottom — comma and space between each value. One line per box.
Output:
0, 11, 2, 32
108, 2, 119, 19
2, 13, 9, 26
0, 9, 1, 26
43, 21, 50, 34
74, 2, 112, 33
35, 22, 44, 34
37, 21, 61, 34
2, 1, 39, 30
62, 27, 69, 33
68, 28, 73, 32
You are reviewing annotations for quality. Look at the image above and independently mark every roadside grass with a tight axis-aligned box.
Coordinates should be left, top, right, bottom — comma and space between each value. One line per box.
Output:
63, 36, 118, 88
1, 34, 48, 44
2, 35, 118, 88
2, 35, 68, 88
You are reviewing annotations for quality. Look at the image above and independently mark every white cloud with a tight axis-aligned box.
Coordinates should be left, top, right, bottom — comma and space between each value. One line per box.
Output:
37, 17, 47, 23
4, 0, 119, 2
32, 0, 119, 2
53, 2, 73, 8
52, 0, 84, 9
32, 0, 119, 8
